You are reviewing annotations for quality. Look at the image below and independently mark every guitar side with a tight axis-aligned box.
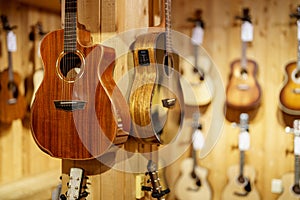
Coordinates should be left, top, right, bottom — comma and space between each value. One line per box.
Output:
226, 59, 262, 111
31, 29, 129, 159
222, 165, 260, 200
129, 32, 184, 144
0, 69, 26, 123
174, 158, 212, 200
279, 62, 300, 115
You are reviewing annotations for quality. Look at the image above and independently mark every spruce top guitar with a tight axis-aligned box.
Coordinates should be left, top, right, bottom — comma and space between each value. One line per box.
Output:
30, 0, 130, 159
226, 8, 262, 111
129, 0, 184, 144
0, 15, 26, 124
279, 120, 300, 200
174, 113, 212, 200
222, 113, 260, 200
180, 9, 214, 106
279, 6, 300, 115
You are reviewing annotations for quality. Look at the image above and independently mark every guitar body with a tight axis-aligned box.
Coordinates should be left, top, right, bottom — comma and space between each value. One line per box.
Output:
0, 69, 26, 123
226, 59, 262, 111
174, 158, 212, 200
222, 165, 260, 200
279, 62, 300, 115
31, 29, 130, 159
278, 173, 300, 200
180, 55, 214, 106
129, 32, 184, 144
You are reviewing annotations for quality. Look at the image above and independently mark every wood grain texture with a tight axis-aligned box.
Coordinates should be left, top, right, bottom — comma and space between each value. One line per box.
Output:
129, 32, 184, 144
0, 69, 26, 124
226, 59, 262, 111
279, 62, 300, 115
278, 173, 300, 200
31, 29, 130, 160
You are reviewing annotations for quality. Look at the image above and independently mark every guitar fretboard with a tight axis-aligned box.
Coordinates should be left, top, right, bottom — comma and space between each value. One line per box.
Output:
241, 40, 247, 70
64, 0, 77, 52
165, 0, 172, 54
295, 148, 300, 186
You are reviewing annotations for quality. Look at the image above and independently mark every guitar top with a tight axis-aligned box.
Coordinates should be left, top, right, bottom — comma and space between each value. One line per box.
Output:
222, 165, 260, 200
0, 15, 26, 124
174, 158, 212, 200
279, 173, 300, 200
226, 59, 262, 111
31, 0, 130, 159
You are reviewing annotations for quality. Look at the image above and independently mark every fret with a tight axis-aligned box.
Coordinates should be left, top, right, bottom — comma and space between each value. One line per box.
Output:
64, 0, 77, 52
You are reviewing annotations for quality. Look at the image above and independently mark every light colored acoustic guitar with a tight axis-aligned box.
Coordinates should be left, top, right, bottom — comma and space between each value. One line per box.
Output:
31, 0, 130, 160
174, 113, 212, 200
279, 120, 300, 200
279, 6, 300, 115
129, 0, 184, 144
180, 10, 214, 106
226, 8, 262, 111
222, 113, 260, 200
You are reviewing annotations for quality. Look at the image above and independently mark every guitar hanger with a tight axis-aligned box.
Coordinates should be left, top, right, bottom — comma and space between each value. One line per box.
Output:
290, 5, 300, 20
0, 15, 17, 31
235, 8, 251, 23
187, 9, 205, 29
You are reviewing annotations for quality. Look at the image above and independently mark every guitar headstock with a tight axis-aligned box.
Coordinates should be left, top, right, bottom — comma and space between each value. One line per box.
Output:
29, 22, 46, 42
187, 9, 205, 29
142, 160, 170, 200
60, 168, 89, 200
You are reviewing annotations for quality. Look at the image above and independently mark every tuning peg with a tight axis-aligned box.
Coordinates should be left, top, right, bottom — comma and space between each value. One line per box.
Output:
59, 194, 67, 200
285, 149, 294, 156
80, 191, 89, 198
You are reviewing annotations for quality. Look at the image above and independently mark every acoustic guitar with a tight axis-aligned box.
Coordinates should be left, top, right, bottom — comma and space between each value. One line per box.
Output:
0, 15, 26, 124
222, 113, 260, 200
279, 120, 300, 200
129, 0, 184, 144
31, 0, 130, 159
174, 113, 212, 200
279, 6, 300, 115
180, 9, 214, 106
226, 8, 262, 111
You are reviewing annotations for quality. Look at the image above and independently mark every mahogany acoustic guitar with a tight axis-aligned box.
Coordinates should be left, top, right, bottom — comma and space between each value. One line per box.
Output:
0, 15, 26, 124
279, 6, 300, 115
31, 0, 130, 160
129, 0, 184, 144
226, 8, 262, 112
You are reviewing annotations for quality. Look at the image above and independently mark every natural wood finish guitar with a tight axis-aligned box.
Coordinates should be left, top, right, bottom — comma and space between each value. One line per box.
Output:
279, 7, 300, 115
129, 0, 183, 144
226, 8, 262, 112
31, 0, 130, 160
279, 120, 300, 200
0, 15, 26, 124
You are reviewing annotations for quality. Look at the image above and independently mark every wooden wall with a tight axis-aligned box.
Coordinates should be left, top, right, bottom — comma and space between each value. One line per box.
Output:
0, 0, 299, 200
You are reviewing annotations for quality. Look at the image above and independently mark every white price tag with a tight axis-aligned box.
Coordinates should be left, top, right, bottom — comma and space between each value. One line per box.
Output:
241, 21, 253, 42
297, 21, 300, 41
7, 31, 17, 52
294, 136, 300, 155
192, 129, 205, 151
191, 26, 204, 45
239, 131, 250, 151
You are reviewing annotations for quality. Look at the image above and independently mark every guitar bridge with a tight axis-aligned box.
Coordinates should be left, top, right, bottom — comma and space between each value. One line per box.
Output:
54, 100, 86, 111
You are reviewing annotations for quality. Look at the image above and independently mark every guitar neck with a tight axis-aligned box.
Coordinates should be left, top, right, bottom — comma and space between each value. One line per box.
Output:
295, 153, 300, 186
64, 0, 77, 52
7, 50, 14, 82
241, 40, 247, 70
297, 38, 300, 70
165, 0, 172, 54
239, 150, 245, 178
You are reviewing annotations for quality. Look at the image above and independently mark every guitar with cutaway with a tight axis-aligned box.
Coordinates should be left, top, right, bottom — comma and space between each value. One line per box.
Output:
279, 6, 300, 115
31, 0, 130, 159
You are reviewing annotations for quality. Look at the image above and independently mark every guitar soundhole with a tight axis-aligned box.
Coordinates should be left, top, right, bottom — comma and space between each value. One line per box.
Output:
163, 54, 174, 76
57, 51, 84, 82
237, 175, 245, 184
296, 71, 300, 79
292, 184, 300, 195
7, 81, 18, 104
